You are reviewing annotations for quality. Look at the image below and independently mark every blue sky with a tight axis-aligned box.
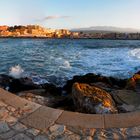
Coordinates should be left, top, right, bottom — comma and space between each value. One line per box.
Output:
0, 0, 140, 29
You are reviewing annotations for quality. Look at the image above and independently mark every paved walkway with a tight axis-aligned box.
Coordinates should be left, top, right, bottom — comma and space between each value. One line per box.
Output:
0, 88, 140, 139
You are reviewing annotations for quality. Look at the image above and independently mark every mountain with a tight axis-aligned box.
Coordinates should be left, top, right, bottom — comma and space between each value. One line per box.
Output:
71, 26, 140, 33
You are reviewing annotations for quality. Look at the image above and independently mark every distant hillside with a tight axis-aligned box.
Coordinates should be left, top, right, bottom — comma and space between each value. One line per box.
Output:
71, 26, 140, 33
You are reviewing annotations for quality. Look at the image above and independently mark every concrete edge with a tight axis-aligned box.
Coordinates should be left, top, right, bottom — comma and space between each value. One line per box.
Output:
0, 88, 140, 129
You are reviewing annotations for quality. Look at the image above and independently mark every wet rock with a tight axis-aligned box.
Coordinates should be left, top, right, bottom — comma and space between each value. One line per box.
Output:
72, 83, 117, 114
9, 77, 40, 93
0, 74, 40, 93
111, 90, 140, 112
0, 74, 13, 90
63, 73, 127, 94
42, 83, 62, 96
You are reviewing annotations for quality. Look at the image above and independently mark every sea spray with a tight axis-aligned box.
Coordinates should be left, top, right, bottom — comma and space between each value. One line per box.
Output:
130, 48, 140, 59
9, 65, 24, 79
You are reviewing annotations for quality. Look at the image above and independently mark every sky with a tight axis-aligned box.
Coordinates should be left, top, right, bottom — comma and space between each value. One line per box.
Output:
0, 0, 140, 29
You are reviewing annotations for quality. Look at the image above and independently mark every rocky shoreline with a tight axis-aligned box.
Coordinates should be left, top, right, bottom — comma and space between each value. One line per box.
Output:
0, 71, 140, 114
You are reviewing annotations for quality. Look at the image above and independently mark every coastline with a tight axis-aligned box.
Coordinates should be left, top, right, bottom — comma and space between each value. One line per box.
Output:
1, 36, 140, 40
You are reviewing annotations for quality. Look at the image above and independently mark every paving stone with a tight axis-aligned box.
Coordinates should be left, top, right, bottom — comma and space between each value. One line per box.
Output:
66, 134, 81, 140
8, 133, 32, 140
57, 111, 104, 128
54, 133, 81, 140
12, 122, 27, 132
104, 111, 140, 128
21, 106, 63, 131
49, 124, 66, 139
0, 130, 16, 139
54, 135, 67, 140
49, 124, 65, 134
26, 128, 40, 136
113, 132, 122, 140
5, 115, 18, 124
81, 136, 93, 140
0, 107, 9, 120
0, 88, 41, 115
34, 135, 49, 140
0, 101, 7, 107
0, 121, 10, 133
67, 126, 96, 136
127, 136, 140, 140
126, 126, 140, 137
7, 106, 16, 112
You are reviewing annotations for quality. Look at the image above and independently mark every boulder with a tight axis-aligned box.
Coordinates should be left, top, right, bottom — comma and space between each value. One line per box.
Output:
9, 77, 40, 93
63, 73, 127, 94
72, 83, 117, 114
111, 90, 140, 112
0, 74, 40, 93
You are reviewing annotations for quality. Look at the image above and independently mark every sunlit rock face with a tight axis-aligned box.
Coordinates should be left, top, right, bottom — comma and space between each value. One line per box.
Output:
126, 71, 140, 92
72, 83, 118, 114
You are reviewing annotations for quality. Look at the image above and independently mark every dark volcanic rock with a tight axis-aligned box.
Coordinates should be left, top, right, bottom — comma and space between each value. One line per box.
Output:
72, 82, 118, 114
42, 83, 62, 96
0, 74, 13, 89
9, 77, 40, 93
0, 74, 40, 93
63, 73, 127, 94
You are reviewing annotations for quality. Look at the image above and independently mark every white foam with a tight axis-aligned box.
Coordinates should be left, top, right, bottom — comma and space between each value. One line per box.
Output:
63, 60, 71, 69
9, 65, 24, 79
31, 76, 49, 85
129, 48, 140, 59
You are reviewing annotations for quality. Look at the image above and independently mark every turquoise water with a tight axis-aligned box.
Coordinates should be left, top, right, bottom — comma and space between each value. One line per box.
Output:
1, 38, 140, 85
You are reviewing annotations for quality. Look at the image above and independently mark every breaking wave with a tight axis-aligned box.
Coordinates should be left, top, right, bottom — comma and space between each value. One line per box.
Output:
129, 48, 140, 59
9, 65, 24, 79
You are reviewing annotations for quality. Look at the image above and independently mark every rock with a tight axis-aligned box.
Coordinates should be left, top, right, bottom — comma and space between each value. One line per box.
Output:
12, 122, 27, 132
8, 133, 32, 140
126, 73, 140, 92
42, 83, 62, 96
0, 74, 13, 89
0, 130, 16, 139
111, 90, 140, 112
9, 77, 40, 93
34, 135, 49, 140
26, 128, 40, 136
18, 89, 74, 110
0, 74, 41, 93
63, 73, 127, 94
66, 126, 96, 136
72, 83, 117, 114
0, 121, 10, 133
49, 124, 65, 138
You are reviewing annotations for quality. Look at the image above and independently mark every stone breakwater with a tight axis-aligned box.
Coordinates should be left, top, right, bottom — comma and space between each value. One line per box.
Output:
0, 71, 140, 114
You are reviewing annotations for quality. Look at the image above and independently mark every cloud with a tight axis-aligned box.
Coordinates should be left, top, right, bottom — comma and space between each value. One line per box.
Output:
36, 16, 71, 22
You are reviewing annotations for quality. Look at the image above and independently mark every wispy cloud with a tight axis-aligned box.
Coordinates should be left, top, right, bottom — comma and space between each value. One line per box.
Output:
36, 15, 71, 22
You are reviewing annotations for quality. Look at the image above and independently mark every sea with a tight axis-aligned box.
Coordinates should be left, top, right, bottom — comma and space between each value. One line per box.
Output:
0, 38, 140, 86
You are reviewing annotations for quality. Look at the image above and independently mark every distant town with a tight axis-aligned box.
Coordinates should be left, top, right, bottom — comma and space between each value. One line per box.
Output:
0, 25, 140, 40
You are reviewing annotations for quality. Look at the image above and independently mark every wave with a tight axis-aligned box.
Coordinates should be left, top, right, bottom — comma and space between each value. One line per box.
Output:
9, 65, 24, 79
129, 48, 140, 59
31, 75, 49, 85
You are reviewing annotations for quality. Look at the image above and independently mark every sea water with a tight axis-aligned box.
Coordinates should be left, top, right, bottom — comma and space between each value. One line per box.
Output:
0, 38, 140, 85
